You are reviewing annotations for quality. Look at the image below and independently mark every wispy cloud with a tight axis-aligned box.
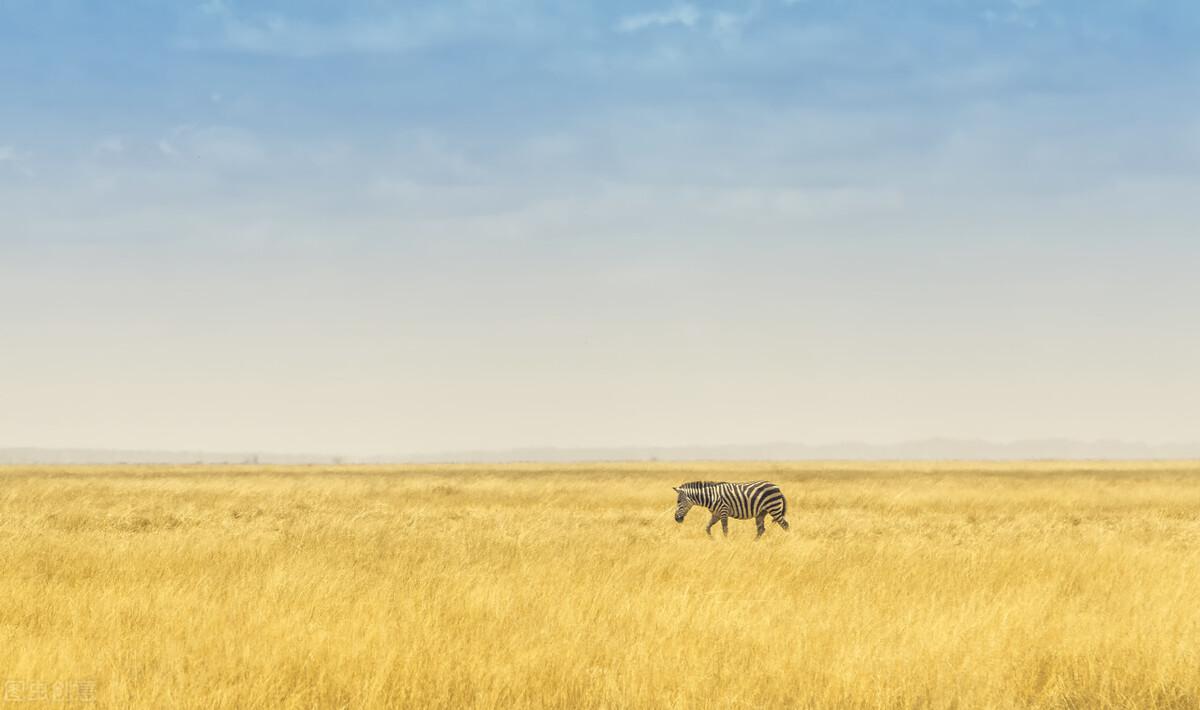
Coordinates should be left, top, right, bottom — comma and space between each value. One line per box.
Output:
157, 125, 265, 168
616, 5, 701, 33
711, 11, 748, 39
92, 136, 126, 158
982, 0, 1047, 27
0, 144, 33, 177
183, 1, 538, 56
189, 11, 423, 55
614, 3, 759, 44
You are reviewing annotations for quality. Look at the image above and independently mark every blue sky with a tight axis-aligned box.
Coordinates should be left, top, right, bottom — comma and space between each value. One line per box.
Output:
2, 1, 1199, 454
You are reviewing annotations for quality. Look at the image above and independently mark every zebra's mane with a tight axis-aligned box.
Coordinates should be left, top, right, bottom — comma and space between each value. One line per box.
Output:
681, 481, 722, 489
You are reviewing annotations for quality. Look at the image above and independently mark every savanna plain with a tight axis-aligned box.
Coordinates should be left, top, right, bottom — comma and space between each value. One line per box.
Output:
2, 462, 1200, 709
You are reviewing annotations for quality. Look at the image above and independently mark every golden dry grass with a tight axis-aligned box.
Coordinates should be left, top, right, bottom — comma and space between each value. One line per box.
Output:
3, 461, 1200, 709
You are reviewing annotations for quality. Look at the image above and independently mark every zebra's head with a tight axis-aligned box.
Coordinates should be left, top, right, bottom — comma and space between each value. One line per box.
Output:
673, 486, 694, 523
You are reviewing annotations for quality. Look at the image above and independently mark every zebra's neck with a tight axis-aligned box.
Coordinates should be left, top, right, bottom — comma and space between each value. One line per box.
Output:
683, 481, 723, 507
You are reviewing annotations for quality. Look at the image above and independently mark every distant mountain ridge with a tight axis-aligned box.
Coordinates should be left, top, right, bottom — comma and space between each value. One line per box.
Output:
2, 439, 1199, 465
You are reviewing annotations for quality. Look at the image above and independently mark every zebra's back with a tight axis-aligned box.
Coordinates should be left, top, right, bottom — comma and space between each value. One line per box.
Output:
714, 480, 786, 520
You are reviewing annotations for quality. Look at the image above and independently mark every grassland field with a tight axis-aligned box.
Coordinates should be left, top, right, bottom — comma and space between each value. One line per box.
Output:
2, 461, 1200, 709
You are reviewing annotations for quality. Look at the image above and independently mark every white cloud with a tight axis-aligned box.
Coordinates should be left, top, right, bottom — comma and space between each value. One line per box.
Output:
615, 4, 760, 43
710, 9, 754, 43
698, 185, 906, 219
213, 15, 421, 55
93, 136, 126, 157
0, 144, 33, 177
616, 5, 701, 33
157, 125, 265, 168
183, 2, 534, 57
0, 144, 31, 164
983, 0, 1045, 27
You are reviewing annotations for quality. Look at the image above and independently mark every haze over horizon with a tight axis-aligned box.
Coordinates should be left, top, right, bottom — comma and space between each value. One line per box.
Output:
5, 436, 1200, 465
4, 1, 1199, 456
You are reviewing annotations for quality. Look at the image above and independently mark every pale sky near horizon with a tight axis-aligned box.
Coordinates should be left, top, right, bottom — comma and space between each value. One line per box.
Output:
2, 0, 1199, 455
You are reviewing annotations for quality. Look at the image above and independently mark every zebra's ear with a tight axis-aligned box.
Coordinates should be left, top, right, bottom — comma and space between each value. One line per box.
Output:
672, 486, 679, 492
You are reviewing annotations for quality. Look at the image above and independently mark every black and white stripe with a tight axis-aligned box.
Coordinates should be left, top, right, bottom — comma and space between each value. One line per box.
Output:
673, 480, 790, 538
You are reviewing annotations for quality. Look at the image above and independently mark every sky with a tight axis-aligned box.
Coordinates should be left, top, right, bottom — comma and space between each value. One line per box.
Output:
2, 0, 1199, 456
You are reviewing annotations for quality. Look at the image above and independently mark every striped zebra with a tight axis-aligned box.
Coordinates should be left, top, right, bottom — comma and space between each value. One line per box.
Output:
674, 480, 790, 538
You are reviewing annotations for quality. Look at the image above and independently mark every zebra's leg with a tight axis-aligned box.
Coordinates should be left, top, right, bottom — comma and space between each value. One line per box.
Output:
773, 514, 790, 531
705, 513, 720, 537
720, 514, 729, 537
755, 514, 767, 539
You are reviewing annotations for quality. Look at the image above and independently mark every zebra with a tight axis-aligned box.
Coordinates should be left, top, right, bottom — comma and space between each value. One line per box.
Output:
674, 480, 790, 538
